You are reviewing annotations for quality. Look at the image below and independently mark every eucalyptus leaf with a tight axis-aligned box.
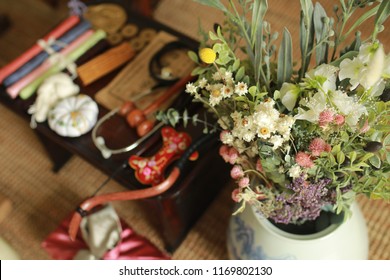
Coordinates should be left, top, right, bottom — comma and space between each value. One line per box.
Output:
183, 109, 188, 127
192, 114, 199, 126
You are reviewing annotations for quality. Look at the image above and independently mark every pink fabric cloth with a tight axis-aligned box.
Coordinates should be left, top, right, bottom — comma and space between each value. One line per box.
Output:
0, 15, 80, 84
42, 215, 171, 260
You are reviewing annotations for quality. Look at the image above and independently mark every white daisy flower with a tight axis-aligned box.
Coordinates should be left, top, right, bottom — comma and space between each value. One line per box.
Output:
198, 77, 208, 88
234, 82, 248, 96
221, 85, 234, 98
289, 165, 302, 178
269, 135, 284, 150
185, 82, 198, 94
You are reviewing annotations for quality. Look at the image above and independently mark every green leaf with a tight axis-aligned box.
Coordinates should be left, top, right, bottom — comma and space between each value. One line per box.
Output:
248, 86, 257, 96
332, 144, 341, 154
337, 151, 345, 165
192, 114, 199, 126
183, 109, 188, 127
232, 59, 240, 72
359, 153, 374, 163
330, 51, 358, 67
341, 131, 349, 142
349, 151, 357, 163
235, 66, 245, 81
187, 51, 199, 63
251, 0, 268, 44
277, 28, 293, 88
386, 152, 390, 165
374, 125, 390, 132
208, 31, 218, 41
313, 2, 328, 65
191, 67, 207, 76
194, 0, 228, 14
374, 0, 390, 28
369, 155, 381, 169
329, 153, 337, 166
344, 5, 379, 39
384, 134, 390, 147
300, 0, 314, 28
212, 43, 222, 52
166, 108, 180, 127
299, 0, 315, 77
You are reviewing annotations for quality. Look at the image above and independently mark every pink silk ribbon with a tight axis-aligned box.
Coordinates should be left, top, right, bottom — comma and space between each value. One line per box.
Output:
0, 15, 80, 84
42, 215, 170, 260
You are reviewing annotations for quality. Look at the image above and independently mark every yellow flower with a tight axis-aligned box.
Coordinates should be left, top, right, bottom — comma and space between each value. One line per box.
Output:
260, 127, 269, 135
211, 89, 221, 97
199, 48, 216, 64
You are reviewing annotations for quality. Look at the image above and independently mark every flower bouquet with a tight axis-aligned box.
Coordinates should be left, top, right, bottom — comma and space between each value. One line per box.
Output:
157, 0, 389, 229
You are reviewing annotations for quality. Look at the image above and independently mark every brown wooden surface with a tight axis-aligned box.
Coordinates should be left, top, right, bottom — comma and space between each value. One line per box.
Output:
0, 193, 12, 224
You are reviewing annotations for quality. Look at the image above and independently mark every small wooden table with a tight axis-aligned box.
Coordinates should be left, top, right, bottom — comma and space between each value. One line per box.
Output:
0, 2, 230, 252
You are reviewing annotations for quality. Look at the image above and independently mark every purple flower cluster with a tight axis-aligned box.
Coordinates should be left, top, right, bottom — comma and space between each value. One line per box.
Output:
270, 175, 335, 224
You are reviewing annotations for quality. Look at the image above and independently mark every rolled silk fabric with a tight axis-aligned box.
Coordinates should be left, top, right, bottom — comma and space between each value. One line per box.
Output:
3, 20, 92, 87
41, 215, 170, 260
19, 29, 106, 100
0, 15, 80, 84
6, 30, 95, 99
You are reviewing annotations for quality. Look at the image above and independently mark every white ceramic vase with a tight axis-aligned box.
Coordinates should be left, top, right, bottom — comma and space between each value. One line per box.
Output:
227, 202, 369, 259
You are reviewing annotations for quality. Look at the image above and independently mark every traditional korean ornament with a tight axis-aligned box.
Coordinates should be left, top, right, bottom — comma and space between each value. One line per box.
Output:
48, 94, 98, 137
28, 72, 79, 127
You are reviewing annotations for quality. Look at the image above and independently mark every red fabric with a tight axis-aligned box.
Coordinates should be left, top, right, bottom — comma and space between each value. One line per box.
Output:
42, 215, 170, 260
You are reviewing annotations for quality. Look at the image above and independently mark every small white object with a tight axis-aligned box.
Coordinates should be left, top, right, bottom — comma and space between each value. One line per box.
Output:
48, 94, 99, 137
28, 73, 79, 127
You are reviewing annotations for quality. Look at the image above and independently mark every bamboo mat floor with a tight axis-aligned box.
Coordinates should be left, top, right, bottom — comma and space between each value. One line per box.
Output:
0, 0, 389, 260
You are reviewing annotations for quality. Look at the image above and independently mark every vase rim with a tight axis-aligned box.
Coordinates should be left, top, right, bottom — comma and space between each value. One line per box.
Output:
249, 203, 356, 242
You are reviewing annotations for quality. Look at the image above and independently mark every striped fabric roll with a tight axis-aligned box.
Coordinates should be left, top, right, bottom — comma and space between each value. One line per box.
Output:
6, 30, 95, 99
0, 15, 80, 84
3, 20, 91, 87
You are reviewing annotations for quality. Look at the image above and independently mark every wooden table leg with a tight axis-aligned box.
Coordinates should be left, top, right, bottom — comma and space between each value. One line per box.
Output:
34, 130, 73, 172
